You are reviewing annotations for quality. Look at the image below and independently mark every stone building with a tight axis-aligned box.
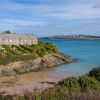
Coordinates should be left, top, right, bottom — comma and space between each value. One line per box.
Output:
0, 34, 38, 45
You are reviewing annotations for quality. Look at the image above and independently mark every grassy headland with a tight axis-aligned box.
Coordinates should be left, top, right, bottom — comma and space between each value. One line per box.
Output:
0, 41, 58, 65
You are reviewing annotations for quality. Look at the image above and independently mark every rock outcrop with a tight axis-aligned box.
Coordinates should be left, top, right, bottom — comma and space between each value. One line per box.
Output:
0, 53, 74, 76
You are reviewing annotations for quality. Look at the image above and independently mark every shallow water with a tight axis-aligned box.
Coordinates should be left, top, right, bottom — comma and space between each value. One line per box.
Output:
39, 39, 100, 78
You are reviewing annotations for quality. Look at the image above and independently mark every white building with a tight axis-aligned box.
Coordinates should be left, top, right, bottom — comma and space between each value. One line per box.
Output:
0, 34, 38, 45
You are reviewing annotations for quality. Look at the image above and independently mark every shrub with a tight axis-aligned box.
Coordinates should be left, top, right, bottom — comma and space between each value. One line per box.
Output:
37, 47, 46, 57
89, 67, 100, 81
3, 30, 11, 34
2, 45, 11, 51
79, 76, 100, 91
0, 49, 5, 52
38, 41, 45, 46
0, 49, 5, 56
45, 46, 53, 53
50, 44, 58, 53
0, 55, 35, 65
59, 77, 80, 91
20, 45, 33, 53
41, 85, 68, 100
15, 46, 28, 53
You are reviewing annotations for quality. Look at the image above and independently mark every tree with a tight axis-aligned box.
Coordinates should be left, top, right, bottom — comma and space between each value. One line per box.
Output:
3, 30, 12, 34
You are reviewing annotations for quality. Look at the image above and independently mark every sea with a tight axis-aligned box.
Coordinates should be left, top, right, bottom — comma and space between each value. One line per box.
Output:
39, 39, 100, 78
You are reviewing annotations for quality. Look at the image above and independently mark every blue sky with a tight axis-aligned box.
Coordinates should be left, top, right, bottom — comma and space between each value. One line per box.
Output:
0, 0, 100, 36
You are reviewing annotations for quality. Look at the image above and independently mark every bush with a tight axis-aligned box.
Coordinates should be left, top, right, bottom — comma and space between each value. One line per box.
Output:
41, 85, 68, 100
89, 67, 100, 81
0, 49, 4, 52
0, 55, 35, 65
37, 47, 46, 57
38, 41, 45, 46
20, 45, 33, 53
45, 46, 53, 53
47, 44, 58, 53
14, 46, 28, 53
2, 45, 11, 51
59, 77, 80, 91
79, 76, 100, 91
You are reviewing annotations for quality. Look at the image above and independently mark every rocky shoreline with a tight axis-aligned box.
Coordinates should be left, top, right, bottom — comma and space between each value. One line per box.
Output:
0, 53, 74, 76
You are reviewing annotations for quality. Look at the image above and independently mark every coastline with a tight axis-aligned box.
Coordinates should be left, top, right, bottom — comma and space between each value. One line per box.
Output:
41, 35, 100, 40
0, 53, 74, 95
0, 53, 74, 76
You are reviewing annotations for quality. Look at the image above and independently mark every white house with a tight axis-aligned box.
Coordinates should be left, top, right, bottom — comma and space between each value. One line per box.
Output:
0, 34, 38, 45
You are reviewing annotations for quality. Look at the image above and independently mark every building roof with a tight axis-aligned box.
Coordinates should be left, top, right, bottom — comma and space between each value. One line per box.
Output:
0, 34, 36, 40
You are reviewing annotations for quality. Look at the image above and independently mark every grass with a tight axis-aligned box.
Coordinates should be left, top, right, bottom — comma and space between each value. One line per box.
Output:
0, 41, 58, 65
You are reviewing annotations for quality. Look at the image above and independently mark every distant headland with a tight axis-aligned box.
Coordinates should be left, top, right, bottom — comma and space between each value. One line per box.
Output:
41, 35, 100, 40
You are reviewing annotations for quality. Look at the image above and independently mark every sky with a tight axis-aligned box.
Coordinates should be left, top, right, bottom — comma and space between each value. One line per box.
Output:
0, 0, 100, 36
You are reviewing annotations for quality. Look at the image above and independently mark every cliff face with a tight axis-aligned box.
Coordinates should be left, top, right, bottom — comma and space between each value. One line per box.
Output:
0, 53, 73, 76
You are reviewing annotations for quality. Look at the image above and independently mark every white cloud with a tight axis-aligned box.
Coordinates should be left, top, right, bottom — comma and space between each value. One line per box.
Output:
0, 0, 100, 20
0, 19, 46, 26
0, 19, 47, 32
0, 0, 100, 36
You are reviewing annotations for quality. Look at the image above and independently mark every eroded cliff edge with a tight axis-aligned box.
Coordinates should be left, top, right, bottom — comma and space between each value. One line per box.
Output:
0, 53, 74, 76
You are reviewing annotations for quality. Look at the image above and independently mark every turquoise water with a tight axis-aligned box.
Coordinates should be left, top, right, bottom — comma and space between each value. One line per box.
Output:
40, 39, 100, 78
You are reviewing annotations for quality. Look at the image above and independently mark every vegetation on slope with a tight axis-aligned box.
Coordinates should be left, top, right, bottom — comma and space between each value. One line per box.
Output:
89, 67, 100, 81
0, 41, 58, 65
0, 67, 100, 100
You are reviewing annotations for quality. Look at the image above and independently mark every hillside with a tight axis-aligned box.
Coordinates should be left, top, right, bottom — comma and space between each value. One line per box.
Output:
0, 41, 58, 65
0, 53, 73, 76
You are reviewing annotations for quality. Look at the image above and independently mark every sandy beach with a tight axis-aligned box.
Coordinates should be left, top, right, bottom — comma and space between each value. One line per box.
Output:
0, 70, 64, 95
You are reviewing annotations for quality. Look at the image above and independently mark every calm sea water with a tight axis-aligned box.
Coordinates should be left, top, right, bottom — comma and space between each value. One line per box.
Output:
39, 39, 100, 78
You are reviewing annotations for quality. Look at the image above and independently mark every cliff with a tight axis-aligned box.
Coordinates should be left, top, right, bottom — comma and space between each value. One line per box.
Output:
0, 53, 74, 76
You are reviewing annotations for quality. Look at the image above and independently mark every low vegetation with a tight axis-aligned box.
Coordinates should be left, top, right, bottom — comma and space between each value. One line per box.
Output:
89, 67, 100, 81
0, 67, 100, 100
0, 41, 58, 65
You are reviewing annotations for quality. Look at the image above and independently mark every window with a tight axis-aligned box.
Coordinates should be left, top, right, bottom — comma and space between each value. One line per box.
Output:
16, 39, 19, 42
21, 39, 23, 42
0, 39, 2, 42
5, 39, 8, 42
0, 39, 2, 44
24, 40, 27, 42
9, 39, 12, 42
